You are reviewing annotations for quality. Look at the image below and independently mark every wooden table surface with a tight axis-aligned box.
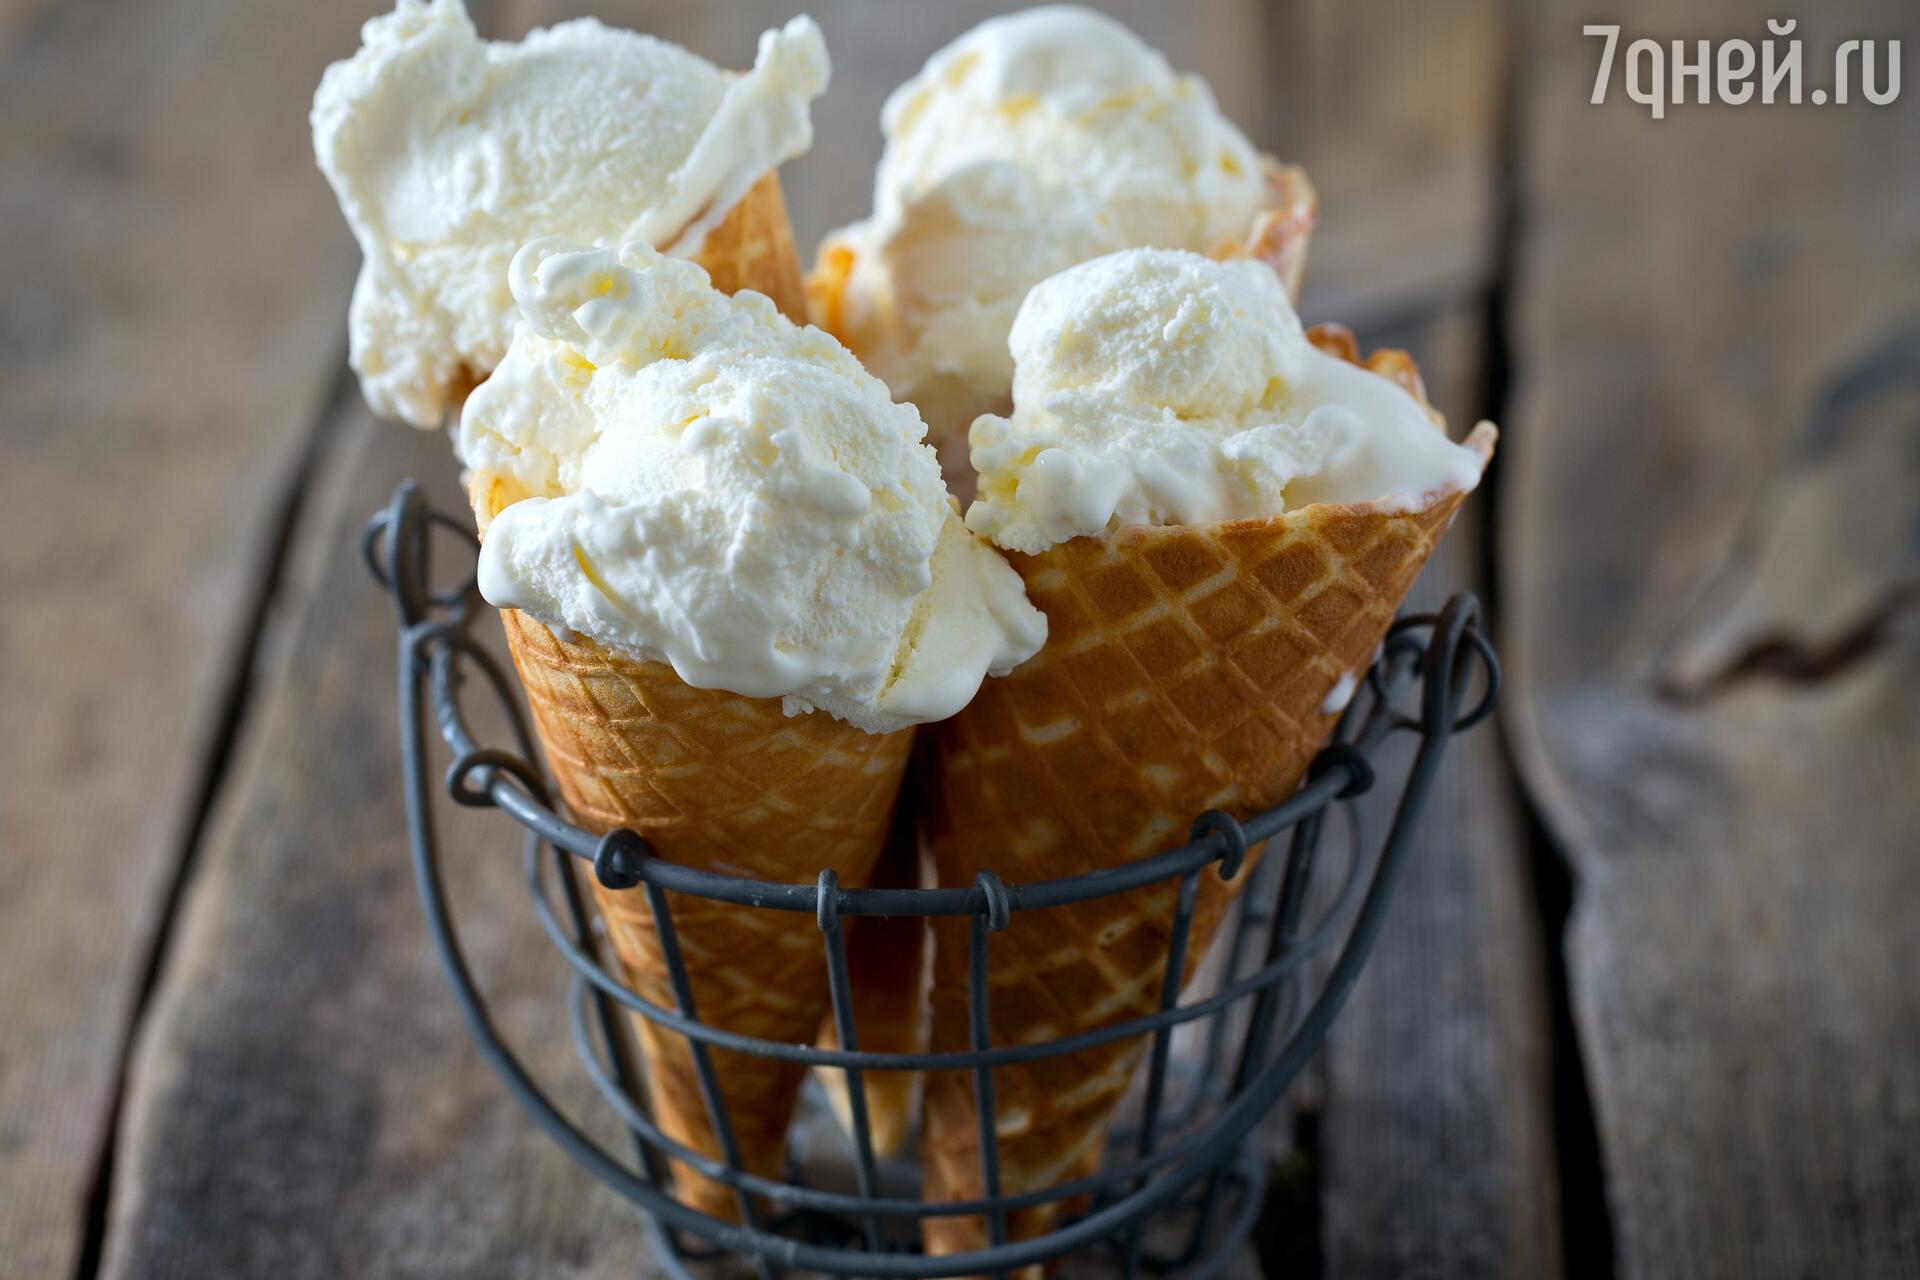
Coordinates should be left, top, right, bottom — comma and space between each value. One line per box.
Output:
3, 1, 1915, 1277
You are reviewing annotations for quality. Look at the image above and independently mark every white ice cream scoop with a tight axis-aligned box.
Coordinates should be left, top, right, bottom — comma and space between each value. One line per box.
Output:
464, 238, 1046, 733
312, 0, 828, 428
966, 248, 1492, 554
815, 6, 1271, 442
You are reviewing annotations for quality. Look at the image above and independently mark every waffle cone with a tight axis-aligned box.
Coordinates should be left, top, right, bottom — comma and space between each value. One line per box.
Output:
918, 338, 1495, 1265
473, 481, 913, 1220
691, 170, 807, 325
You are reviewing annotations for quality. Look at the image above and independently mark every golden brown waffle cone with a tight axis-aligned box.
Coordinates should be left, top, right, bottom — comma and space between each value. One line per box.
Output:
812, 827, 932, 1159
802, 239, 857, 351
691, 170, 807, 325
918, 335, 1495, 1268
471, 478, 914, 1221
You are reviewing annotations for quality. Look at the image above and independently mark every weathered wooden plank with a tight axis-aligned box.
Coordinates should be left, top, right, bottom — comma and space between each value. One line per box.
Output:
102, 415, 662, 1279
1247, 3, 1562, 1271
0, 0, 53, 45
1507, 2, 1920, 1276
0, 2, 379, 1273
1316, 585, 1561, 1280
1268, 0, 1508, 329
1308, 311, 1561, 1279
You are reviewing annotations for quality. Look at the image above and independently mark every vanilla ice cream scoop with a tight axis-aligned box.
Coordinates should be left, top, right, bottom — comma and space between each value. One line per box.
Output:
966, 249, 1491, 554
312, 0, 828, 428
464, 240, 1046, 733
818, 5, 1269, 439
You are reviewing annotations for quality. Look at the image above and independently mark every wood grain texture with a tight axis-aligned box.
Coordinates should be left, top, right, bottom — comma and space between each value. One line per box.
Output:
1506, 2, 1920, 1276
1320, 718, 1562, 1280
1255, 5, 1558, 1269
102, 416, 662, 1280
1315, 313, 1562, 1280
0, 2, 379, 1273
1265, 0, 1508, 329
0, 0, 53, 46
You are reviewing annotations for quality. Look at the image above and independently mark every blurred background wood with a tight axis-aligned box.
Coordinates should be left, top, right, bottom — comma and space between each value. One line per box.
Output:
1318, 315, 1562, 1280
101, 416, 661, 1280
0, 1, 366, 1274
0, 0, 1912, 1276
1507, 1, 1920, 1276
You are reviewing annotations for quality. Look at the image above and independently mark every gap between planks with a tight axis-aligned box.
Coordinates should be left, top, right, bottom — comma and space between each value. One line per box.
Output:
1469, 11, 1620, 1270
68, 365, 358, 1280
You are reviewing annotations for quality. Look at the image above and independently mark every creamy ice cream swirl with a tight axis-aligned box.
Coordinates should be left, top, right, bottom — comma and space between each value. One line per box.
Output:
819, 5, 1270, 439
966, 249, 1491, 554
312, 0, 828, 427
464, 240, 1045, 733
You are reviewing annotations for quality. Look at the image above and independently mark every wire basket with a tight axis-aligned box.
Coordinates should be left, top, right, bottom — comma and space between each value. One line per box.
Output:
365, 480, 1499, 1280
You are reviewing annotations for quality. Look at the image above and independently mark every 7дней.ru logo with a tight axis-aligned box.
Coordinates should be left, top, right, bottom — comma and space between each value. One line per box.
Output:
1587, 19, 1900, 118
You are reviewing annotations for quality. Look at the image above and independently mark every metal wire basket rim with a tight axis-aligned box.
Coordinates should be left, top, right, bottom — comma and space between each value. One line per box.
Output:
428, 641, 1357, 903
418, 621, 1457, 921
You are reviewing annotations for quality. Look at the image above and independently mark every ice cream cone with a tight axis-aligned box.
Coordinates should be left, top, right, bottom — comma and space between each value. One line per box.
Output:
474, 480, 914, 1221
692, 170, 808, 325
918, 338, 1495, 1265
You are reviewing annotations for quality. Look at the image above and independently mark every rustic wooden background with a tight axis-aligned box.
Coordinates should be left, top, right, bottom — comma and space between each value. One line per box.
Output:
2, 1, 1916, 1277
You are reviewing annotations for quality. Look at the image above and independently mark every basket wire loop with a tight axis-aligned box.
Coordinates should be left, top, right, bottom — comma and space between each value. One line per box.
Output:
594, 829, 648, 892
1190, 810, 1249, 882
368, 482, 1499, 1280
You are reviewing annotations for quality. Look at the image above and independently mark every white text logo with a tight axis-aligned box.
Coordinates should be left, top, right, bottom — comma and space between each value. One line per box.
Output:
1586, 20, 1900, 118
